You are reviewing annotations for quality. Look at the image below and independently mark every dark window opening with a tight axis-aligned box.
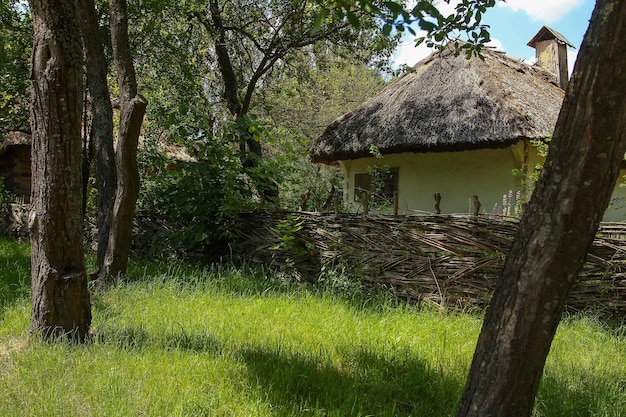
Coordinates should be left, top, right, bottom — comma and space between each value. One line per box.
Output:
354, 168, 398, 202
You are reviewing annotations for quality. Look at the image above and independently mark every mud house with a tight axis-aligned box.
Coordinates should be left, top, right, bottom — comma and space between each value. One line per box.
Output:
310, 27, 626, 220
0, 131, 31, 202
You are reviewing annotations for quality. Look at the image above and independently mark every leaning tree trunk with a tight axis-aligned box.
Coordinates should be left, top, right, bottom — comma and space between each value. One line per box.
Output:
97, 0, 147, 284
28, 0, 91, 342
77, 0, 117, 269
456, 1, 626, 416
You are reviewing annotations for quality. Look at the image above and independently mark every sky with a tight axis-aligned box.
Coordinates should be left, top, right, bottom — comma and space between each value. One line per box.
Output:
393, 0, 596, 75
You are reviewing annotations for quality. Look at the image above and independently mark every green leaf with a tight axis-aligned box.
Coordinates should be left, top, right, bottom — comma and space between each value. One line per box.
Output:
384, 1, 405, 18
418, 20, 436, 33
346, 11, 360, 28
417, 0, 442, 19
382, 23, 392, 36
311, 9, 328, 34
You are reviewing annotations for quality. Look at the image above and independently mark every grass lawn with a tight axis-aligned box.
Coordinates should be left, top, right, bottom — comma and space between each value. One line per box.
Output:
1, 238, 625, 416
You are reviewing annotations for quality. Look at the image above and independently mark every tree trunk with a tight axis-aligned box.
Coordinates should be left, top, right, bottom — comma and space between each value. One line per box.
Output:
28, 0, 91, 342
97, 0, 147, 284
199, 1, 264, 164
77, 0, 117, 269
456, 1, 626, 416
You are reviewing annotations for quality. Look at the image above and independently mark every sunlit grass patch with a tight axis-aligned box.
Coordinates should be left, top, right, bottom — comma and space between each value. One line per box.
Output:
0, 239, 624, 416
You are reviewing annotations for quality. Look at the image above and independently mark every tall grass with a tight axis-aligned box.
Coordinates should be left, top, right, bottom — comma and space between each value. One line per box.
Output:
1, 238, 624, 416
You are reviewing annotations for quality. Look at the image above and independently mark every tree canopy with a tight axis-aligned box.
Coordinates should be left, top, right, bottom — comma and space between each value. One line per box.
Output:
0, 0, 31, 134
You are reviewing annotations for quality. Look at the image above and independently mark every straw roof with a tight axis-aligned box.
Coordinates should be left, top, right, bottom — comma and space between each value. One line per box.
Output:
0, 131, 30, 155
310, 44, 565, 163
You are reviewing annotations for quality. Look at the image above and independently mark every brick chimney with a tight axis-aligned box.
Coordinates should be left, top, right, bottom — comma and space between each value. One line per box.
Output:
527, 26, 575, 90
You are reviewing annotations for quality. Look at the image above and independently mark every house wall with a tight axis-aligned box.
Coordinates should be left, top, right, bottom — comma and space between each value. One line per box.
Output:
0, 146, 31, 202
606, 176, 626, 222
338, 144, 626, 221
340, 147, 521, 216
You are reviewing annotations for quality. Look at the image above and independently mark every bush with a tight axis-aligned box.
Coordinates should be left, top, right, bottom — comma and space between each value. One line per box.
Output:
138, 138, 253, 258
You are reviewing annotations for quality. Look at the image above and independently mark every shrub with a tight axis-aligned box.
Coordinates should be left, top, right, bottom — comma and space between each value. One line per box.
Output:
138, 137, 253, 258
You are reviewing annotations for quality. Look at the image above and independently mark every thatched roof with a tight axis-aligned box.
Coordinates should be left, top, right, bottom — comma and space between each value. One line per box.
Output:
310, 44, 565, 164
0, 131, 30, 155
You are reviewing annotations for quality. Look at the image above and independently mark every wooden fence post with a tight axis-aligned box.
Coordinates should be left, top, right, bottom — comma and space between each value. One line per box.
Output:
434, 192, 441, 214
300, 189, 311, 211
473, 195, 481, 216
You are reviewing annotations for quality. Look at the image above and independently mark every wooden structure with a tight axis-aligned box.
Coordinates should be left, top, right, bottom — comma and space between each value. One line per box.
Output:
0, 131, 31, 202
308, 29, 626, 220
233, 211, 626, 317
528, 25, 575, 90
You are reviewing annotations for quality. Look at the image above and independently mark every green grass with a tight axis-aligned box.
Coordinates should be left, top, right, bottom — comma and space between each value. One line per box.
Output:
1, 238, 625, 416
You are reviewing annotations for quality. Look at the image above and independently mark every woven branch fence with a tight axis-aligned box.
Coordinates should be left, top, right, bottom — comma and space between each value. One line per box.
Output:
4, 203, 625, 316
233, 211, 626, 316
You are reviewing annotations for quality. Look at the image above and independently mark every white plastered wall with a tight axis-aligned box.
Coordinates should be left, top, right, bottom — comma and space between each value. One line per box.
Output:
340, 147, 521, 216
337, 144, 626, 221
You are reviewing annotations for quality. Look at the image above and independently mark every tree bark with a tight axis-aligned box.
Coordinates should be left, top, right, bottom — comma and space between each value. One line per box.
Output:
456, 1, 626, 416
28, 0, 91, 342
77, 0, 117, 268
197, 1, 264, 164
97, 0, 147, 284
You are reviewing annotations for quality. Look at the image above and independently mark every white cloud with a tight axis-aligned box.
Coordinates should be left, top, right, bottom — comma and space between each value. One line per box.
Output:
433, 0, 462, 16
393, 38, 434, 68
486, 39, 504, 52
393, 37, 504, 70
498, 0, 584, 23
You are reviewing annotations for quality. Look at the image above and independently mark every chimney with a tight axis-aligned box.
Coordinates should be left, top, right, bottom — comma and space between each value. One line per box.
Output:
527, 26, 575, 90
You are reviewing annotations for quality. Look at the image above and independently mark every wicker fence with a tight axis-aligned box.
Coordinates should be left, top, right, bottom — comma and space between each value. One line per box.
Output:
233, 211, 626, 316
4, 202, 625, 316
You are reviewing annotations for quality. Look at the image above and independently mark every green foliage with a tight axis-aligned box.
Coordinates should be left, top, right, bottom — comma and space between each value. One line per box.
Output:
366, 144, 394, 211
512, 137, 551, 206
127, 0, 217, 140
260, 56, 388, 210
138, 135, 253, 258
0, 177, 9, 207
270, 214, 308, 257
0, 1, 32, 134
323, 0, 497, 58
0, 238, 30, 314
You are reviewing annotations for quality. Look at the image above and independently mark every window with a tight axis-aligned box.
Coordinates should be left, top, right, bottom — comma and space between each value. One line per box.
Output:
354, 168, 399, 201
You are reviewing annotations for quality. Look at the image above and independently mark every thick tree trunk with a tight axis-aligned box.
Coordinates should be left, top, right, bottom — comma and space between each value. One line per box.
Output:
456, 1, 626, 416
77, 0, 117, 268
97, 0, 147, 284
28, 0, 91, 342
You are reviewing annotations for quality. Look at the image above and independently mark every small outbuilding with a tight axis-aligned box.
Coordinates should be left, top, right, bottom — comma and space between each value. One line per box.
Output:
0, 131, 31, 202
311, 27, 626, 220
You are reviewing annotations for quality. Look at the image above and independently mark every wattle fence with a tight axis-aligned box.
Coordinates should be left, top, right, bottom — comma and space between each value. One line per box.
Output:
4, 202, 625, 316
233, 211, 626, 316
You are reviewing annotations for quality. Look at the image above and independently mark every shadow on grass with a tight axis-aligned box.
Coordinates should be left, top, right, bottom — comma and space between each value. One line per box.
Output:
0, 239, 31, 313
241, 346, 463, 417
92, 323, 222, 354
